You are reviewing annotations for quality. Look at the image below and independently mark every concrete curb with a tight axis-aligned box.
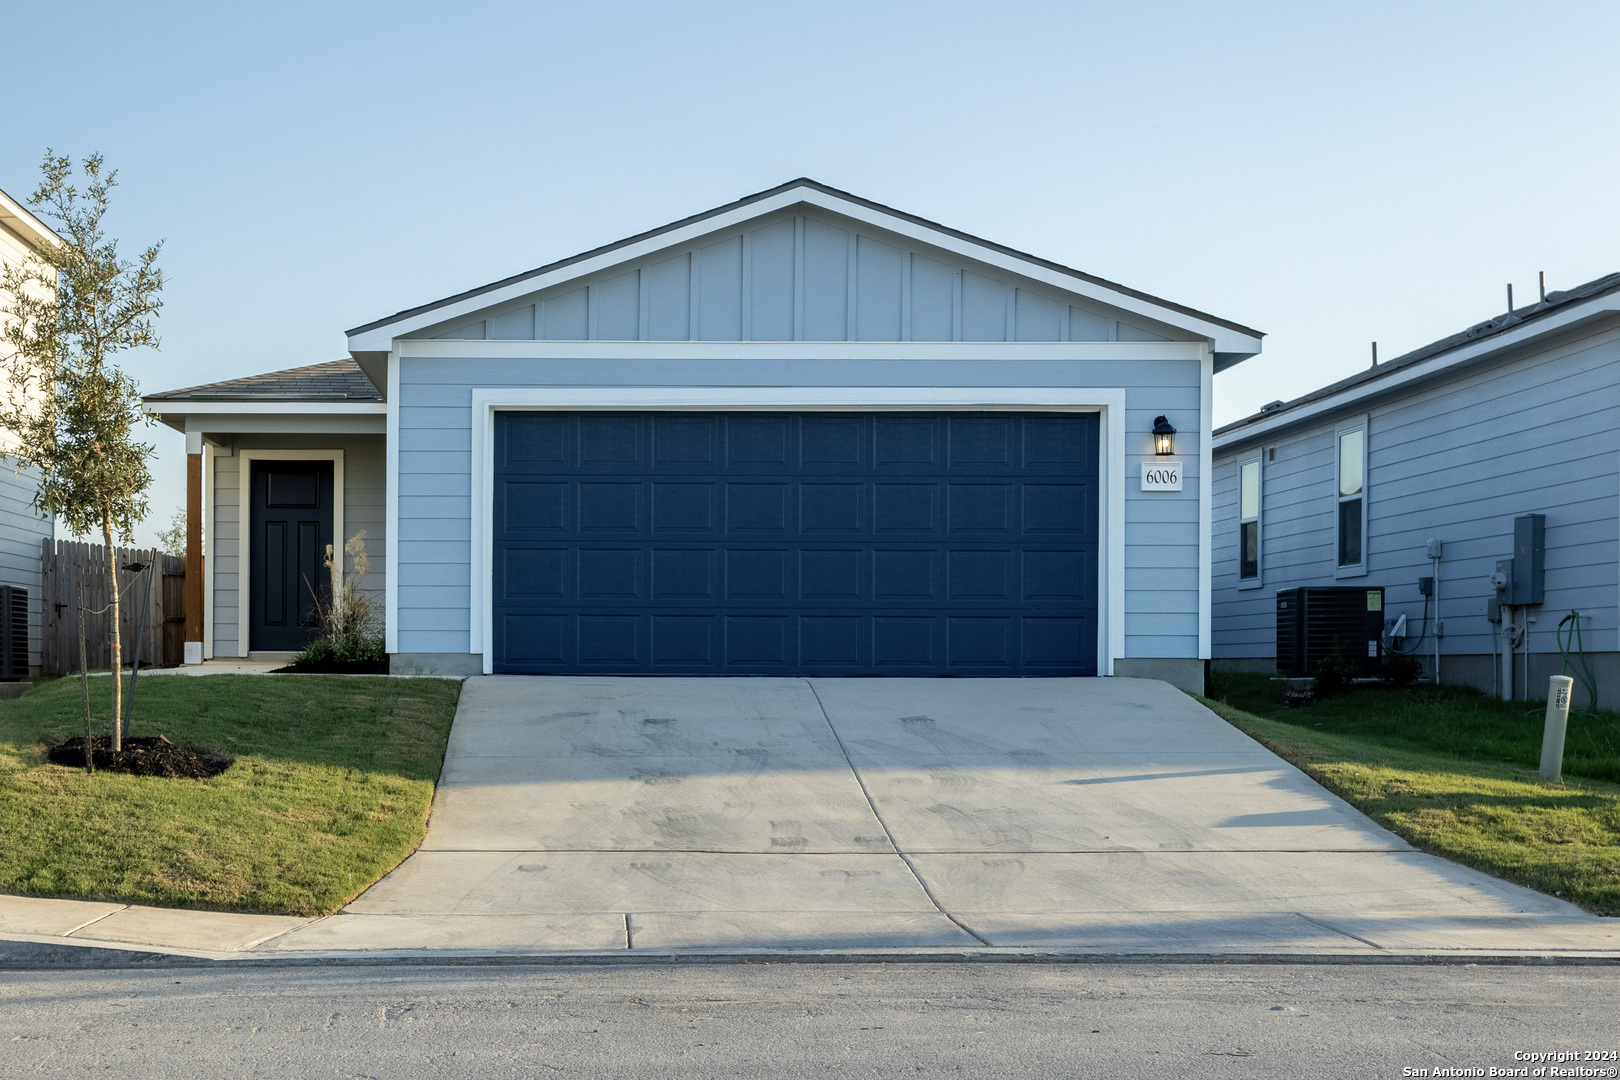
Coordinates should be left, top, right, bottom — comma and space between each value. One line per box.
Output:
3, 934, 1619, 971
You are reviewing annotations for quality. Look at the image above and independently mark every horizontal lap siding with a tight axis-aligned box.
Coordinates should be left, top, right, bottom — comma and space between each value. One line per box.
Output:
1213, 323, 1620, 660
395, 356, 1205, 660
0, 460, 51, 670
211, 436, 386, 657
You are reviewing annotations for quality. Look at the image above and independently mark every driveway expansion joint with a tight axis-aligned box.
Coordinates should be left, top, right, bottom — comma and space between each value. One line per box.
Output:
803, 678, 992, 947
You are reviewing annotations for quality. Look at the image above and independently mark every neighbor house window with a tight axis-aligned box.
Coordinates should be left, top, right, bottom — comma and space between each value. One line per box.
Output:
1336, 425, 1366, 571
1239, 458, 1261, 584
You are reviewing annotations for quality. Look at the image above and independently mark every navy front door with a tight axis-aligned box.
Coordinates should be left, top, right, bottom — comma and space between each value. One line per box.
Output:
249, 460, 334, 652
491, 412, 1098, 675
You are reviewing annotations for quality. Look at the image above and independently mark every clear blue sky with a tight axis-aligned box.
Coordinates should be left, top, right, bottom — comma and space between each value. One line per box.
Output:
5, 1, 1618, 546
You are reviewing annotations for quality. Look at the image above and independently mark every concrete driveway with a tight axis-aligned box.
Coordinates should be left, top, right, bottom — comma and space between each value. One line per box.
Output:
270, 676, 1616, 955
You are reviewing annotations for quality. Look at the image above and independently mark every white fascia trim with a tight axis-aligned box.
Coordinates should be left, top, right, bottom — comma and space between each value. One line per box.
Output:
145, 401, 386, 416
1198, 347, 1213, 660
1214, 295, 1620, 454
236, 449, 345, 657
351, 188, 1259, 354
399, 340, 1205, 361
385, 350, 400, 655
467, 386, 1129, 677
0, 186, 61, 248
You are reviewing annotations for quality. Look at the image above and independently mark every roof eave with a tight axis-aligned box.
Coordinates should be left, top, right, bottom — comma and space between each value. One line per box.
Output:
1213, 292, 1620, 453
0, 185, 62, 250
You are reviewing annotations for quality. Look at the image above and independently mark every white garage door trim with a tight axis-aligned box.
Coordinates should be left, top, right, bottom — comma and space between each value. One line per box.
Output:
466, 386, 1127, 677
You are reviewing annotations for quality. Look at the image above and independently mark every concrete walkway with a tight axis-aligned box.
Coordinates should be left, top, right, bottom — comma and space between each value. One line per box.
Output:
4, 676, 1617, 961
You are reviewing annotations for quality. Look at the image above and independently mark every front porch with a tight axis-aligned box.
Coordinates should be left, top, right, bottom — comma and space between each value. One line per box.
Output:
144, 360, 387, 662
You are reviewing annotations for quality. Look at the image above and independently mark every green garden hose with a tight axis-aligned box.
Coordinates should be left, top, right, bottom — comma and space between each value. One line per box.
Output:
1557, 611, 1600, 711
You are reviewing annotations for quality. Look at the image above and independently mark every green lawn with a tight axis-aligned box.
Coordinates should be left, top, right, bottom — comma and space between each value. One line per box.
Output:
1214, 671, 1620, 781
0, 674, 461, 917
1203, 675, 1620, 915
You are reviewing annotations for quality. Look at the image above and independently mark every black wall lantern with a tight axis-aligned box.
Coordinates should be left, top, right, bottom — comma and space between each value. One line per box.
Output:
1152, 415, 1177, 456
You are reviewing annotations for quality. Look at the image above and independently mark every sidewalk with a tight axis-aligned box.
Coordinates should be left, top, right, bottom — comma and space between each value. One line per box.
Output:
2, 891, 1617, 964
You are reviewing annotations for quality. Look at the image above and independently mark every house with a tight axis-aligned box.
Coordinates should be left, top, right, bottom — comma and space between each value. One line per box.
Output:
144, 179, 1264, 688
0, 184, 62, 677
1211, 274, 1620, 708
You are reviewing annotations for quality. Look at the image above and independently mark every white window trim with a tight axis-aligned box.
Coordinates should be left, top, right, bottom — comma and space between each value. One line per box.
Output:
465, 386, 1129, 677
1237, 454, 1263, 590
1333, 417, 1369, 579
235, 449, 346, 657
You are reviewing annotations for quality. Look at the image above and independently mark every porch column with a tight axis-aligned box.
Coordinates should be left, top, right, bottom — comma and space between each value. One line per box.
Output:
184, 430, 204, 664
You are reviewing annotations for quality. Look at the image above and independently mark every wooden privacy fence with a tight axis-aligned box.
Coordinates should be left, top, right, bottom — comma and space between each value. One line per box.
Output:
40, 538, 187, 674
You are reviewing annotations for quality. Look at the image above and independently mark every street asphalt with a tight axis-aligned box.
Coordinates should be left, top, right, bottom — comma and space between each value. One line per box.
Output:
2, 960, 1617, 1078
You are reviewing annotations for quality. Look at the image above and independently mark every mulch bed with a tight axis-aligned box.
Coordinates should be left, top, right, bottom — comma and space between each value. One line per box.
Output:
271, 659, 389, 675
46, 735, 233, 778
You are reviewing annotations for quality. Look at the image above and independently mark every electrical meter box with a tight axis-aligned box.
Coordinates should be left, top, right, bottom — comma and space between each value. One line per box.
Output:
1511, 514, 1545, 605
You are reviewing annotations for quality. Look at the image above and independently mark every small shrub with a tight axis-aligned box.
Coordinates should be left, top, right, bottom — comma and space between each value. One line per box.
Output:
1312, 642, 1355, 700
286, 532, 386, 674
1378, 652, 1424, 689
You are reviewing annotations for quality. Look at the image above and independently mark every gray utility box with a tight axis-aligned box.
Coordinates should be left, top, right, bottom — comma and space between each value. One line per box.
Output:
1510, 513, 1545, 605
1275, 586, 1385, 677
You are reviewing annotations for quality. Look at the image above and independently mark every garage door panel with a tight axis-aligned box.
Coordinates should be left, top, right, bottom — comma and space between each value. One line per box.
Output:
875, 416, 938, 466
579, 615, 640, 665
493, 412, 1097, 675
727, 416, 792, 467
948, 484, 1012, 534
652, 482, 716, 532
579, 482, 642, 532
873, 616, 938, 667
801, 416, 865, 466
651, 615, 714, 664
502, 481, 568, 533
725, 616, 790, 665
949, 416, 1014, 466
578, 548, 639, 599
948, 616, 1013, 668
580, 416, 641, 465
873, 484, 937, 533
801, 615, 864, 665
800, 549, 862, 600
653, 415, 717, 465
651, 549, 715, 599
800, 484, 863, 532
503, 547, 569, 599
503, 414, 570, 467
873, 550, 937, 601
726, 549, 789, 600
726, 483, 790, 533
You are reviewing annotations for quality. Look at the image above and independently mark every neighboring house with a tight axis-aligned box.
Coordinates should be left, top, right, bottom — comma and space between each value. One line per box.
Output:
1211, 274, 1620, 708
144, 179, 1264, 688
0, 185, 61, 676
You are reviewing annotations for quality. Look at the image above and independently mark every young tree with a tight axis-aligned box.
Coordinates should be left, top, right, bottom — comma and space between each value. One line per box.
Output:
156, 506, 187, 557
0, 152, 162, 752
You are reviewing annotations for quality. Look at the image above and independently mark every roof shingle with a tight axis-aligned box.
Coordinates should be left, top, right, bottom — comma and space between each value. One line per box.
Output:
144, 359, 381, 402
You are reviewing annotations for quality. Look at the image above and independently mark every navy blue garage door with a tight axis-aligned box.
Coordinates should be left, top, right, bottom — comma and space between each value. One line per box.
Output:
492, 412, 1098, 675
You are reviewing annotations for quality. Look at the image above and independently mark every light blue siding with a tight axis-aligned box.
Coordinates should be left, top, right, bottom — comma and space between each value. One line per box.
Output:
393, 355, 1207, 660
406, 209, 1178, 345
0, 458, 50, 671
1213, 321, 1620, 673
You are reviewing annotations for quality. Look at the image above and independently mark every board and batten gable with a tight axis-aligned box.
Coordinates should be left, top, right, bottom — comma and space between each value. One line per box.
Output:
1212, 316, 1620, 704
417, 209, 1180, 346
